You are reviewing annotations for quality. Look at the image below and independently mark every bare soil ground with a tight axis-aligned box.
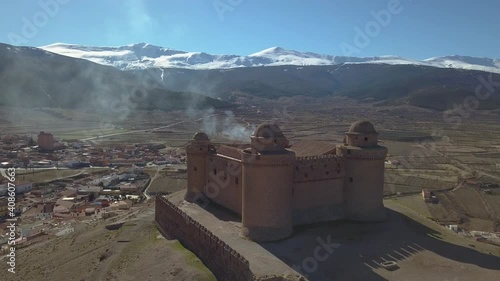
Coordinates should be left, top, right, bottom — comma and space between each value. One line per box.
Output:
0, 203, 216, 281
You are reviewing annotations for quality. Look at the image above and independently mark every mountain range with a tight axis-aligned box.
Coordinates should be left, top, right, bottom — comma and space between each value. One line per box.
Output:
1, 42, 500, 113
0, 43, 228, 111
41, 43, 500, 74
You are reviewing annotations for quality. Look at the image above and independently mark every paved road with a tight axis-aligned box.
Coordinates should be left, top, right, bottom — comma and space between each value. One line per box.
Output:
143, 166, 162, 200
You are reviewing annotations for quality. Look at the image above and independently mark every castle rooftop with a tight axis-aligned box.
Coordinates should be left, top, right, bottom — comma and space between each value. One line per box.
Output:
347, 120, 378, 135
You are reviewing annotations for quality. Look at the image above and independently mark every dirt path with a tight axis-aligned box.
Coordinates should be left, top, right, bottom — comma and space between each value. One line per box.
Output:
143, 166, 161, 199
80, 115, 217, 142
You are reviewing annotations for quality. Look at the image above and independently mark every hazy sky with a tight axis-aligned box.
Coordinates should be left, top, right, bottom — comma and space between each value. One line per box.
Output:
1, 0, 499, 59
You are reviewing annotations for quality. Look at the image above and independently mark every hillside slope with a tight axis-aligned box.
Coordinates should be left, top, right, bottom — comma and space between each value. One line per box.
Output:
0, 43, 229, 112
155, 64, 500, 111
3, 42, 500, 112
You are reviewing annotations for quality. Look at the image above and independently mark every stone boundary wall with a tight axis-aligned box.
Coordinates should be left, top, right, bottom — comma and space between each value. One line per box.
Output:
155, 196, 252, 281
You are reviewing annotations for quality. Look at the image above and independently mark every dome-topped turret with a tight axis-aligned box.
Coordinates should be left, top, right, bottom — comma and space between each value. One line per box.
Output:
253, 123, 285, 139
192, 132, 209, 141
345, 121, 379, 147
249, 123, 288, 153
347, 121, 378, 135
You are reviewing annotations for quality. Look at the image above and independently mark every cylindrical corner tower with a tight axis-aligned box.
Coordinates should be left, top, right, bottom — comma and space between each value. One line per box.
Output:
185, 132, 210, 202
337, 121, 388, 221
241, 123, 295, 242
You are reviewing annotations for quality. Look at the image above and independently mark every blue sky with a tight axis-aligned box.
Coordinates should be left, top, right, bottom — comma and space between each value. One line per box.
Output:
1, 0, 499, 59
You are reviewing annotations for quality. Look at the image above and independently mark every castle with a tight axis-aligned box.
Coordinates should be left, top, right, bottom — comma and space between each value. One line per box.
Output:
184, 121, 388, 242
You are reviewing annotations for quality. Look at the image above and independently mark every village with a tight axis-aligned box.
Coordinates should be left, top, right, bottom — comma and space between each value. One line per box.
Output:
0, 131, 186, 253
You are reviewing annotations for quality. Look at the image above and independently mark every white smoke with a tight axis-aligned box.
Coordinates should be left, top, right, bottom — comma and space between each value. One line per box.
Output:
200, 108, 217, 135
196, 109, 254, 141
220, 110, 255, 141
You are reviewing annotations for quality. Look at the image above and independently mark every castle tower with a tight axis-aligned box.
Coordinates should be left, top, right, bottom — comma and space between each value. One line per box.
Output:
185, 132, 210, 202
337, 121, 388, 221
241, 123, 295, 241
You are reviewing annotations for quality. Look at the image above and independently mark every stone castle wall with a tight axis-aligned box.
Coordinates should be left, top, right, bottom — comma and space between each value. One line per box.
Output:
339, 145, 388, 221
206, 154, 243, 214
155, 196, 252, 281
293, 154, 344, 183
241, 151, 296, 241
292, 155, 346, 225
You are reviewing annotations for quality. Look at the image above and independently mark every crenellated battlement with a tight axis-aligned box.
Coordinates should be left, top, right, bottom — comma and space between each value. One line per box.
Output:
296, 154, 341, 164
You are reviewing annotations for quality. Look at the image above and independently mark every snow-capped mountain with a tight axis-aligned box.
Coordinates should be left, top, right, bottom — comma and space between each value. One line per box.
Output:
40, 43, 500, 73
424, 55, 500, 73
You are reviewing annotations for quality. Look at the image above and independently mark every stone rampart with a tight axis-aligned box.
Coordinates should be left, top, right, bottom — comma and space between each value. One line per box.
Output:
155, 196, 252, 281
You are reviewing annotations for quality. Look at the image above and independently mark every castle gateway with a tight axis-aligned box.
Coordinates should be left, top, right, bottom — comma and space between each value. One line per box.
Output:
184, 121, 388, 242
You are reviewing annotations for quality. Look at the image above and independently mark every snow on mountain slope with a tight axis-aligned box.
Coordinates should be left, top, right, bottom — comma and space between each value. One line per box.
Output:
424, 55, 500, 73
40, 43, 500, 73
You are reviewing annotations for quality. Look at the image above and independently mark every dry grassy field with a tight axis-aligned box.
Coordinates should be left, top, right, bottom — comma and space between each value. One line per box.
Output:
147, 173, 187, 195
14, 169, 83, 183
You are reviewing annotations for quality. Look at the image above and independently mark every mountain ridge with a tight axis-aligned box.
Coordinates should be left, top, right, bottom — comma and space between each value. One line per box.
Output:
2, 42, 500, 112
0, 43, 230, 111
40, 42, 500, 74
